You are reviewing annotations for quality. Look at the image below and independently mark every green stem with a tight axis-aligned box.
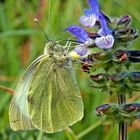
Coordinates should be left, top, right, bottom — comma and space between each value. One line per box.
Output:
118, 94, 128, 140
65, 127, 78, 140
37, 131, 44, 140
77, 120, 101, 139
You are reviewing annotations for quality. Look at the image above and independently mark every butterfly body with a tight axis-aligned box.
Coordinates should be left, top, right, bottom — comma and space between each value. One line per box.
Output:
9, 42, 84, 133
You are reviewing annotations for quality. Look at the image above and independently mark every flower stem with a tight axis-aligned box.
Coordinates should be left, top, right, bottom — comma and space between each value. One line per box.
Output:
119, 121, 128, 140
77, 120, 101, 139
118, 94, 128, 140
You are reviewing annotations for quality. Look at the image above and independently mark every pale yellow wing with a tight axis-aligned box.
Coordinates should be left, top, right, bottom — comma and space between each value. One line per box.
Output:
28, 60, 84, 133
9, 55, 47, 131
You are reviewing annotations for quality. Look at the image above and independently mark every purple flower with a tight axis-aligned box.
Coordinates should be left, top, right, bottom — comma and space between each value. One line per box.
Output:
65, 25, 89, 42
95, 13, 114, 49
79, 9, 98, 28
66, 0, 114, 50
98, 12, 112, 35
80, 0, 100, 27
95, 34, 114, 49
74, 44, 88, 56
88, 0, 100, 16
65, 25, 94, 56
80, 0, 114, 49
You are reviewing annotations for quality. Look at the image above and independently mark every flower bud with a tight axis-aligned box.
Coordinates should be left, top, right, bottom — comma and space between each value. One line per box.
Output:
117, 15, 131, 27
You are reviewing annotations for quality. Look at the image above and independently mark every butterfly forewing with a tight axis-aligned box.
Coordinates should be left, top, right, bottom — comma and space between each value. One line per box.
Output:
28, 57, 84, 133
9, 55, 47, 130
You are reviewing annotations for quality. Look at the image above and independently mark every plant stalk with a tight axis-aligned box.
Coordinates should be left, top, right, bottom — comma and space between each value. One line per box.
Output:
118, 94, 128, 140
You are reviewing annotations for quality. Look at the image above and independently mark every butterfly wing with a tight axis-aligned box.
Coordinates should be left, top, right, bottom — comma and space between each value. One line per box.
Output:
9, 55, 47, 131
28, 59, 84, 133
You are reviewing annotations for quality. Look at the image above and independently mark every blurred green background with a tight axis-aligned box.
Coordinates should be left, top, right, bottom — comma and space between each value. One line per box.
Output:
0, 0, 140, 139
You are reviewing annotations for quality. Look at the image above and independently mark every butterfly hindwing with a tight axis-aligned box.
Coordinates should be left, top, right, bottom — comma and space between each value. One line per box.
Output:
28, 58, 84, 133
9, 55, 47, 131
52, 64, 84, 131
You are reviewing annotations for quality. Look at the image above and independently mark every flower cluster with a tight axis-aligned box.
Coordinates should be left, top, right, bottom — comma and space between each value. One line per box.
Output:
96, 103, 140, 123
66, 0, 138, 57
66, 0, 114, 56
90, 72, 140, 95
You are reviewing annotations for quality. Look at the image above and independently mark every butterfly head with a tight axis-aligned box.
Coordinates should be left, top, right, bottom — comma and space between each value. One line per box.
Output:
44, 41, 64, 54
44, 41, 70, 64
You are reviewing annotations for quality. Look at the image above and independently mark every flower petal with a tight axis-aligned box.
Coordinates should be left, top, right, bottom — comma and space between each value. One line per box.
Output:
85, 38, 94, 46
88, 0, 100, 16
97, 29, 106, 36
99, 13, 112, 35
65, 25, 89, 42
79, 15, 97, 28
84, 9, 93, 16
95, 35, 114, 49
74, 44, 88, 56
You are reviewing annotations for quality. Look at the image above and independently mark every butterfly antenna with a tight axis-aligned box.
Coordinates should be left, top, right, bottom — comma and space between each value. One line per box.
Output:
64, 39, 82, 44
34, 18, 50, 42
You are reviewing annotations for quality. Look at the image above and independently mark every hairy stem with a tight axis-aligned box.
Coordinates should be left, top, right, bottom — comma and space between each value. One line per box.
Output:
119, 122, 127, 140
118, 94, 127, 140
